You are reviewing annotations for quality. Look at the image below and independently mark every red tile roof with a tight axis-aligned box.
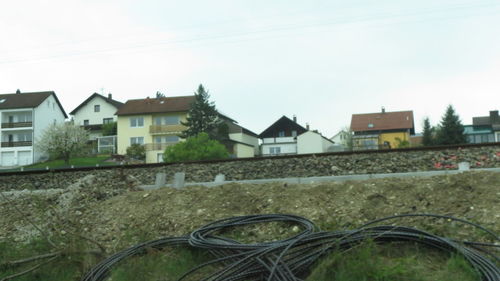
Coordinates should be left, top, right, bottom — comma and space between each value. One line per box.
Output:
115, 95, 195, 116
350, 110, 414, 132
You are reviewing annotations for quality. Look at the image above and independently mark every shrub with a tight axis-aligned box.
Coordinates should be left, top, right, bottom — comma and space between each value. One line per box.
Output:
163, 133, 229, 163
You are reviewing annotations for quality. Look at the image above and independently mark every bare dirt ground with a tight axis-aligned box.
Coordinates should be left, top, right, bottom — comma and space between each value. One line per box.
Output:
1, 171, 498, 253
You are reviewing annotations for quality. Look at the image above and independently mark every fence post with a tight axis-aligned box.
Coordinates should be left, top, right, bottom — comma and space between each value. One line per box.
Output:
173, 172, 185, 189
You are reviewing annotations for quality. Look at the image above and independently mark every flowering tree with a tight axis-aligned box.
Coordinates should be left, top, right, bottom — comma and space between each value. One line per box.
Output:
37, 122, 90, 164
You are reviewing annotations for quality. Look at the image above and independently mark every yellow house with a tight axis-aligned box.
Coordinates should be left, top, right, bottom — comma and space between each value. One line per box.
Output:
116, 95, 260, 163
350, 108, 415, 150
116, 96, 194, 163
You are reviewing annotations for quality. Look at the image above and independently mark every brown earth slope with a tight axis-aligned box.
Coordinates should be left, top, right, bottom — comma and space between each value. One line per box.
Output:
1, 171, 499, 252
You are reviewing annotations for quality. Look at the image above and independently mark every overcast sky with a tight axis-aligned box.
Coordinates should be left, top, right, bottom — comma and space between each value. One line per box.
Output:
1, 0, 499, 137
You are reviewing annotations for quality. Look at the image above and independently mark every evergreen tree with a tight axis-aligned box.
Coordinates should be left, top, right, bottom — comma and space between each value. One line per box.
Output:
181, 84, 227, 141
422, 117, 434, 146
435, 105, 467, 145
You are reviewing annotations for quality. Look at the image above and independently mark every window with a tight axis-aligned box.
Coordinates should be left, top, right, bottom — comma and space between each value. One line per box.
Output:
157, 153, 164, 163
154, 117, 162, 125
130, 117, 144, 127
155, 136, 162, 143
368, 123, 374, 128
18, 133, 32, 142
103, 118, 113, 124
94, 105, 100, 112
278, 131, 285, 137
0, 98, 5, 103
269, 147, 281, 155
165, 116, 180, 125
83, 120, 90, 126
165, 135, 179, 142
292, 130, 297, 137
130, 137, 144, 145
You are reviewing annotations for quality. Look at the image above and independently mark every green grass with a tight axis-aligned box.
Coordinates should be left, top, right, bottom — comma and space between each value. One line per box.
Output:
0, 238, 94, 281
0, 238, 484, 281
306, 241, 481, 281
109, 247, 217, 281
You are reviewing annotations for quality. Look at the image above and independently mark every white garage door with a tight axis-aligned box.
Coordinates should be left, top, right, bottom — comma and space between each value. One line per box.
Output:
1, 151, 15, 166
18, 151, 32, 166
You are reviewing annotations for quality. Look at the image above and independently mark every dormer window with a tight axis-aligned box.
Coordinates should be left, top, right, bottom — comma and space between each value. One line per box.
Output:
0, 98, 5, 103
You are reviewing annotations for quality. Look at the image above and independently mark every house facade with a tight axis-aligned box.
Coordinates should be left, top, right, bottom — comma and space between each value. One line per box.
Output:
350, 108, 415, 150
225, 118, 260, 158
116, 96, 193, 163
0, 90, 67, 166
259, 115, 333, 156
116, 95, 259, 163
259, 116, 308, 156
464, 110, 499, 143
297, 130, 335, 154
69, 93, 123, 141
329, 130, 352, 151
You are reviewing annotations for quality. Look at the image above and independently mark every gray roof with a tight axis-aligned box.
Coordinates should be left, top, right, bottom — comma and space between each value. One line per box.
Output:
0, 91, 68, 118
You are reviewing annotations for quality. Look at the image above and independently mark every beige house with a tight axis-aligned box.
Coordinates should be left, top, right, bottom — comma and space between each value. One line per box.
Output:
116, 95, 259, 163
116, 96, 193, 163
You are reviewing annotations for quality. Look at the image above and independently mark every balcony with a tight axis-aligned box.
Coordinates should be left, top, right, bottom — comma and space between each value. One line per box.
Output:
1, 141, 33, 147
1, 122, 33, 129
144, 142, 176, 151
149, 124, 186, 134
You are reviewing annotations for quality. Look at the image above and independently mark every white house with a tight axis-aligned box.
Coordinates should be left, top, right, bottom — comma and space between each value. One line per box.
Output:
259, 115, 333, 156
297, 130, 335, 154
0, 90, 67, 167
330, 129, 352, 152
259, 116, 308, 156
69, 93, 124, 140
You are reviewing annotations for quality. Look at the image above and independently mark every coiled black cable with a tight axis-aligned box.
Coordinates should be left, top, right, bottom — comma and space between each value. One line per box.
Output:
81, 214, 499, 281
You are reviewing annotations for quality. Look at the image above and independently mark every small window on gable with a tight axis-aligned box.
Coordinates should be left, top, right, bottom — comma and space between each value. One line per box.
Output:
94, 105, 100, 112
292, 130, 297, 137
278, 131, 285, 137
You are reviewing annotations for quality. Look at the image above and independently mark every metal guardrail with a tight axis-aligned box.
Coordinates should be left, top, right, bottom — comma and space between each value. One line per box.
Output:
1, 122, 33, 128
0, 141, 33, 147
0, 141, 499, 176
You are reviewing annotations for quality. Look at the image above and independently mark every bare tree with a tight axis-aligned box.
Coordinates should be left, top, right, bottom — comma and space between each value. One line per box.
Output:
37, 122, 90, 165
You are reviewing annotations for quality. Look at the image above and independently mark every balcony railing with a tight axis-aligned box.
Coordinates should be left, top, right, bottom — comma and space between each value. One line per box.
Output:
144, 142, 176, 151
1, 141, 33, 147
1, 122, 33, 129
149, 124, 186, 134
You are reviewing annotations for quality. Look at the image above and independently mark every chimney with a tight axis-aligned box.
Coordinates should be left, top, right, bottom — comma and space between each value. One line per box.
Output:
293, 115, 297, 123
16, 89, 21, 94
490, 110, 499, 123
306, 123, 310, 130
381, 106, 385, 113
108, 93, 112, 99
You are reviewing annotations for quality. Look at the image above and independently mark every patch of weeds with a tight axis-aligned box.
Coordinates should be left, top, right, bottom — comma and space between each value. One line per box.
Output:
109, 246, 217, 281
0, 237, 93, 281
213, 221, 304, 244
306, 241, 481, 281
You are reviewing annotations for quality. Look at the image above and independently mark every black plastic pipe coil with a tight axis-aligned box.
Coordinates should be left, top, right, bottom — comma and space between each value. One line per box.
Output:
81, 214, 499, 281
